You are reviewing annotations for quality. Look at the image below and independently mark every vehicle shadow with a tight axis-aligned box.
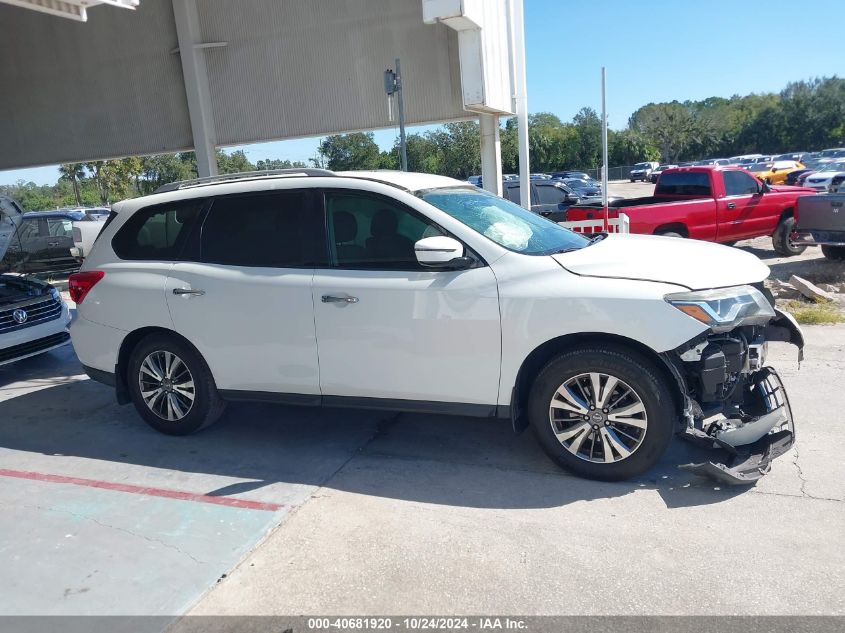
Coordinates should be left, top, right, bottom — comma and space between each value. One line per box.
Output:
0, 366, 749, 512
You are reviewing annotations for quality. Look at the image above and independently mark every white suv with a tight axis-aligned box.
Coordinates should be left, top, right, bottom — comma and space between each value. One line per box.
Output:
69, 169, 804, 483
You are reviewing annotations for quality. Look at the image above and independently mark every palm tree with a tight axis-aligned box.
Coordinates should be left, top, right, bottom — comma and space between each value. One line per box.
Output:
58, 163, 85, 206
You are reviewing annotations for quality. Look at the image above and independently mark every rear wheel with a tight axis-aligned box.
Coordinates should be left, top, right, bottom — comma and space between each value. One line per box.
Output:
822, 245, 845, 261
656, 230, 684, 238
127, 334, 226, 435
527, 346, 676, 481
772, 216, 807, 256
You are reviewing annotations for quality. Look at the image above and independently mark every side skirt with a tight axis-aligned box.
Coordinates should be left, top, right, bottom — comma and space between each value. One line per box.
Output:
221, 390, 503, 418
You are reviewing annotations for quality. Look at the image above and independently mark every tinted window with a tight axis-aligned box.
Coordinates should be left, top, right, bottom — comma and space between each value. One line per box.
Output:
535, 184, 566, 205
504, 185, 521, 204
326, 192, 444, 270
655, 172, 711, 196
723, 171, 760, 196
112, 200, 203, 261
18, 219, 40, 240
201, 192, 311, 268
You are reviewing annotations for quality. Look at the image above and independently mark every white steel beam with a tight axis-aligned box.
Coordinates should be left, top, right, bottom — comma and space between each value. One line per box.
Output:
171, 0, 218, 177
480, 114, 502, 196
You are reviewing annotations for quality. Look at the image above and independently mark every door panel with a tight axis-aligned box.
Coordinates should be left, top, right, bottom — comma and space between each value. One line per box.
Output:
166, 263, 319, 393
165, 190, 322, 394
312, 267, 501, 404
315, 189, 502, 405
718, 171, 768, 241
45, 217, 79, 270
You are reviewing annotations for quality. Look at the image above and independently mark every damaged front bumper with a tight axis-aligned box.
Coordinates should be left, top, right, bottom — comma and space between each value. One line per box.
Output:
667, 310, 803, 485
679, 368, 795, 485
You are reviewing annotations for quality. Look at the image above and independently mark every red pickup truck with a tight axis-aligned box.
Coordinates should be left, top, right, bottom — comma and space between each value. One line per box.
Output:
565, 166, 809, 256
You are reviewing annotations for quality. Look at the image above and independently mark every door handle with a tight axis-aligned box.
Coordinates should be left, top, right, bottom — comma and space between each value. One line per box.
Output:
321, 294, 359, 304
726, 203, 737, 209
173, 288, 205, 296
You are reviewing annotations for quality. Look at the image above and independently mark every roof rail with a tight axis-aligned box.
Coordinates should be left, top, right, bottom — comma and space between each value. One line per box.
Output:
153, 168, 337, 194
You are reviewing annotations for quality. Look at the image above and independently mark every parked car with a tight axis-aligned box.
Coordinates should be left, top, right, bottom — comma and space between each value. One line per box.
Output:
728, 154, 763, 165
744, 160, 805, 185
72, 211, 113, 259
791, 192, 845, 260
0, 196, 72, 366
785, 162, 822, 186
694, 159, 730, 166
562, 178, 602, 197
551, 171, 591, 181
629, 161, 659, 182
774, 152, 808, 163
1, 210, 83, 274
565, 166, 811, 255
467, 175, 482, 186
69, 169, 802, 484
503, 179, 588, 221
650, 164, 678, 183
803, 163, 845, 192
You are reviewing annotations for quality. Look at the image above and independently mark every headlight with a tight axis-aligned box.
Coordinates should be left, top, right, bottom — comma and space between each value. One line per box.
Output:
665, 285, 775, 332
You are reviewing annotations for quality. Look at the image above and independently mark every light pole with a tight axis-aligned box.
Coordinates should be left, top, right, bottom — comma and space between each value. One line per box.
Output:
384, 59, 408, 171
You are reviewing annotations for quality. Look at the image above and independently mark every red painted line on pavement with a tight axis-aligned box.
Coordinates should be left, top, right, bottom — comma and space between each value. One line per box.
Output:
0, 468, 284, 512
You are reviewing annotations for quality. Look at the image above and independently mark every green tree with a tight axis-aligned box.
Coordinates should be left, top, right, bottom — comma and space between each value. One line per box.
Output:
318, 133, 381, 171
255, 158, 307, 170
58, 163, 85, 206
216, 150, 255, 174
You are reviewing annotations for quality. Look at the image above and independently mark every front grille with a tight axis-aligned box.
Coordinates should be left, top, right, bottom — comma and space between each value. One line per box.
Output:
0, 331, 70, 364
0, 295, 63, 334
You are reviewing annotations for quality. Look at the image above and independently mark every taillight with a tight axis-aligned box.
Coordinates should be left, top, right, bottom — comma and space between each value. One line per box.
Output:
68, 271, 104, 304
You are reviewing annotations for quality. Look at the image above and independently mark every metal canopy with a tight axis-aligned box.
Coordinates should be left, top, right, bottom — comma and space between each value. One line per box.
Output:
0, 0, 527, 197
0, 0, 138, 22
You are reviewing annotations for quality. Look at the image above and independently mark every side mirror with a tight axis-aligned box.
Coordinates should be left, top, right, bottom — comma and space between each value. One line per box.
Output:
565, 193, 581, 204
414, 236, 470, 269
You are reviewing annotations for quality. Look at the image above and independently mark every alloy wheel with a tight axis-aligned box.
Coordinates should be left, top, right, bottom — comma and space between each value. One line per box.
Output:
548, 372, 648, 463
138, 350, 196, 421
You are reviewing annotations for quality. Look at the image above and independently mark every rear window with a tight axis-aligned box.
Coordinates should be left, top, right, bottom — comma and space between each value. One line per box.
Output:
655, 172, 711, 196
112, 200, 204, 261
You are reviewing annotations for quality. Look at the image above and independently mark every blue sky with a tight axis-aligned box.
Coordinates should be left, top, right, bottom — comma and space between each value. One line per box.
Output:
4, 0, 842, 186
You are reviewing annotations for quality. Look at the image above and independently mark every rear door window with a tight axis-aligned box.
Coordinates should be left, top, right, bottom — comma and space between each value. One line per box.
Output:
200, 191, 323, 267
112, 200, 204, 261
655, 172, 712, 196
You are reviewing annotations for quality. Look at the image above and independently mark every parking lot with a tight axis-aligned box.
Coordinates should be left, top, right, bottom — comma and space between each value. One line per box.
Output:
1, 255, 844, 620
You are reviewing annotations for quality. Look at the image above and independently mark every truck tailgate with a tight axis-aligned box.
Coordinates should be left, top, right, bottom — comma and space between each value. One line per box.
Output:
796, 194, 845, 231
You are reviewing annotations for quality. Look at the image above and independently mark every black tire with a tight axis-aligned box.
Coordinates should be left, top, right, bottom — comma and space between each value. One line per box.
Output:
656, 230, 684, 238
526, 345, 676, 481
822, 245, 845, 261
630, 179, 635, 183
127, 333, 226, 435
772, 215, 807, 256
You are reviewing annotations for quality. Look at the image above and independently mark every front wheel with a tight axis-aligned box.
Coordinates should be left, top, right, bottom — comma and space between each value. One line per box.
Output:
527, 346, 676, 481
127, 334, 226, 435
772, 216, 807, 256
822, 245, 845, 261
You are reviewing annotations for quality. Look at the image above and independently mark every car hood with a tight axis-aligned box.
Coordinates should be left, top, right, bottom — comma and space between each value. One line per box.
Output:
551, 233, 769, 291
0, 201, 24, 261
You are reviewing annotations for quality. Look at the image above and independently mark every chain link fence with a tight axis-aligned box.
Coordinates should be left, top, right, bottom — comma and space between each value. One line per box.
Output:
582, 165, 641, 181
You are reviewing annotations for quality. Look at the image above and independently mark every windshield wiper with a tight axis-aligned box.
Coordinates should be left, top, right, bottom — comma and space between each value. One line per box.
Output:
587, 233, 608, 245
